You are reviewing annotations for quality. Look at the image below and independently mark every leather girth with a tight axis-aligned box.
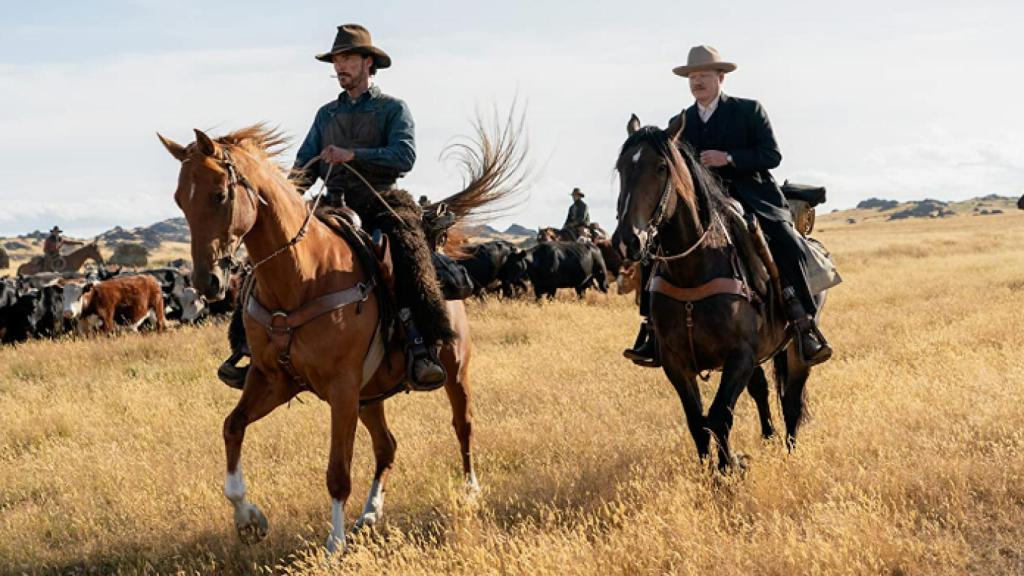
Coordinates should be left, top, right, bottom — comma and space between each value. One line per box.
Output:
649, 275, 751, 303
245, 278, 376, 387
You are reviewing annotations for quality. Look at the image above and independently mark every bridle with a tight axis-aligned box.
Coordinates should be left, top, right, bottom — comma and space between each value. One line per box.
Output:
213, 149, 331, 274
626, 142, 719, 265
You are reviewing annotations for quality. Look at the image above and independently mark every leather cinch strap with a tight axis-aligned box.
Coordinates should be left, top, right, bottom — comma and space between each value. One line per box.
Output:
649, 275, 750, 303
246, 279, 375, 332
245, 278, 376, 389
648, 274, 751, 382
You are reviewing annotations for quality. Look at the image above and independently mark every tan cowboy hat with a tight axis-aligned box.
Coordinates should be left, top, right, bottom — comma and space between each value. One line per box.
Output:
316, 24, 392, 69
672, 45, 737, 77
571, 187, 585, 198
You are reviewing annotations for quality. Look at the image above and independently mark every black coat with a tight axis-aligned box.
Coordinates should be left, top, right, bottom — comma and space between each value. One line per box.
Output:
672, 94, 791, 222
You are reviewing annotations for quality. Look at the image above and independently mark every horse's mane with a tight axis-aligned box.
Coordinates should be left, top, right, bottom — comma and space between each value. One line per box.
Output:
619, 126, 730, 247
216, 124, 290, 160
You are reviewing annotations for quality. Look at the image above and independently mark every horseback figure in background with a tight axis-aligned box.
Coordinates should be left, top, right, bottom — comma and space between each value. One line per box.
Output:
562, 187, 591, 240
42, 226, 83, 272
624, 45, 831, 369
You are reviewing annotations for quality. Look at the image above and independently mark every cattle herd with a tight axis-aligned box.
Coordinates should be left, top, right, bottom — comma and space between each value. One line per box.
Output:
0, 233, 634, 346
0, 262, 243, 345
448, 234, 629, 301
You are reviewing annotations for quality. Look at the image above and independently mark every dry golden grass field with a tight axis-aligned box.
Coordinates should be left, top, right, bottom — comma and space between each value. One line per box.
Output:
2, 211, 1023, 575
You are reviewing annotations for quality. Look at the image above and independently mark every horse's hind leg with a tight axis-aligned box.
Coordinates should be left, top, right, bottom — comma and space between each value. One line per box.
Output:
747, 365, 776, 440
354, 402, 397, 530
706, 348, 756, 472
444, 355, 479, 493
223, 368, 295, 545
774, 346, 810, 451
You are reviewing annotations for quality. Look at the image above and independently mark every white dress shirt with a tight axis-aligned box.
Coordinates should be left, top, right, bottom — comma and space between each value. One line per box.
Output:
697, 94, 721, 123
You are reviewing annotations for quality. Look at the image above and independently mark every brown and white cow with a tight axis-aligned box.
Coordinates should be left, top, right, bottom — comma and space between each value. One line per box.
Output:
68, 275, 166, 333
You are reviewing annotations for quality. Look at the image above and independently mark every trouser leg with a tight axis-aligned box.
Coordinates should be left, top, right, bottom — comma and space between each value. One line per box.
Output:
758, 218, 817, 317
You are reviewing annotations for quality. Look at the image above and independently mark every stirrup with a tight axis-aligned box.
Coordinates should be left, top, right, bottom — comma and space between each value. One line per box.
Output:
217, 352, 249, 390
793, 320, 832, 367
406, 349, 447, 392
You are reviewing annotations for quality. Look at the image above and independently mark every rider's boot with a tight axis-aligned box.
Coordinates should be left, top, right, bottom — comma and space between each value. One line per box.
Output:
217, 352, 249, 390
399, 307, 447, 390
623, 319, 661, 368
782, 286, 832, 367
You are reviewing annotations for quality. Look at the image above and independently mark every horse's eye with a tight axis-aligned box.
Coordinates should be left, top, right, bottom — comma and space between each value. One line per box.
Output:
212, 189, 229, 204
656, 163, 668, 174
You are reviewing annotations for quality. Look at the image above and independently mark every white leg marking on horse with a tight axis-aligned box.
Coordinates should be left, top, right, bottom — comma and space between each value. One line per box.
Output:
225, 466, 246, 504
326, 499, 346, 554
466, 469, 481, 494
632, 148, 643, 164
356, 479, 385, 529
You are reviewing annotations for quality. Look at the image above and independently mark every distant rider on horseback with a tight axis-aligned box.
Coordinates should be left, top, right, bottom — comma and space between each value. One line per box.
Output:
562, 188, 590, 240
624, 45, 832, 367
290, 24, 450, 388
42, 225, 82, 272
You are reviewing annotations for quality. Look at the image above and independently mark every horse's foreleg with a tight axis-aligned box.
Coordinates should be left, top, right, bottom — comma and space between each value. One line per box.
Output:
707, 348, 756, 472
325, 377, 360, 554
662, 354, 710, 461
444, 363, 479, 493
354, 402, 396, 530
747, 364, 776, 440
223, 368, 295, 545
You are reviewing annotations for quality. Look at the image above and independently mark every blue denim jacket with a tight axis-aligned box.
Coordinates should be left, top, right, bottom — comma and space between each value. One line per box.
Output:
293, 85, 416, 189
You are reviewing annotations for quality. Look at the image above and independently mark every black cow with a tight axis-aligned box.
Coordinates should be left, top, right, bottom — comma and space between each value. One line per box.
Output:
511, 241, 609, 300
1, 289, 44, 344
456, 240, 526, 298
35, 283, 70, 338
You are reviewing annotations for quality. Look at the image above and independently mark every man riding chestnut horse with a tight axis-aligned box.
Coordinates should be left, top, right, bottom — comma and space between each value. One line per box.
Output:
623, 45, 832, 369
227, 24, 447, 389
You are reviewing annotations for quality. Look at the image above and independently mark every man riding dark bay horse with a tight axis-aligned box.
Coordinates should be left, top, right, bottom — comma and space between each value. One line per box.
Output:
624, 45, 831, 368
614, 115, 826, 469
563, 187, 590, 240
290, 24, 447, 388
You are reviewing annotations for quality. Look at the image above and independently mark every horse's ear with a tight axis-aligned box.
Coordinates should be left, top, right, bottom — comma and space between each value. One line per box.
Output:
667, 110, 686, 143
157, 133, 188, 162
627, 114, 641, 136
193, 129, 217, 157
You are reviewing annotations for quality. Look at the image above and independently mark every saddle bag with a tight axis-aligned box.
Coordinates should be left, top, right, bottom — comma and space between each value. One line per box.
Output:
802, 237, 842, 295
432, 252, 476, 300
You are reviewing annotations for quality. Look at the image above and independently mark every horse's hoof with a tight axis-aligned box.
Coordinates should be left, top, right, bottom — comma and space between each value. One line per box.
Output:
235, 504, 269, 544
353, 511, 379, 532
325, 533, 346, 555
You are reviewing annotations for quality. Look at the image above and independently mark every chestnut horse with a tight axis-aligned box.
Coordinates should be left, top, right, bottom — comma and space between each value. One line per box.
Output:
614, 115, 826, 471
17, 242, 104, 275
158, 120, 524, 554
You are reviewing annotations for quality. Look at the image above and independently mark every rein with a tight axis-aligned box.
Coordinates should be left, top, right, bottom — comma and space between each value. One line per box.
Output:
636, 153, 720, 265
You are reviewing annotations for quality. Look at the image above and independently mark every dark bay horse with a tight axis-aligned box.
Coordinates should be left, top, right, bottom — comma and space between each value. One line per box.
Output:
614, 115, 825, 471
17, 242, 104, 275
158, 120, 524, 554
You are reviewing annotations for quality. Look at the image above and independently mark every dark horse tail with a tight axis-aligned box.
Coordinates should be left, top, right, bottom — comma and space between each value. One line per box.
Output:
427, 106, 531, 257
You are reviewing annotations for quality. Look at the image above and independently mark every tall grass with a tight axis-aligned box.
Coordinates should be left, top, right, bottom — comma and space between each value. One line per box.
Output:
1, 212, 1023, 574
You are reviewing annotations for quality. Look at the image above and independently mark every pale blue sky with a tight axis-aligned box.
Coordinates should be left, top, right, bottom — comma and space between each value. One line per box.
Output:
1, 0, 1021, 236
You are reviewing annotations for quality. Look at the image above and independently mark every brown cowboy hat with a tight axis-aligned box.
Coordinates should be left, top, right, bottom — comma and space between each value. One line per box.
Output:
571, 187, 585, 198
315, 24, 392, 69
672, 45, 736, 77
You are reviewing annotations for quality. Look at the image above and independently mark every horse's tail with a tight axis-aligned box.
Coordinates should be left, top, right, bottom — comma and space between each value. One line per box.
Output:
433, 104, 531, 255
